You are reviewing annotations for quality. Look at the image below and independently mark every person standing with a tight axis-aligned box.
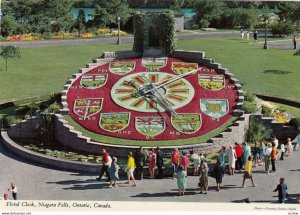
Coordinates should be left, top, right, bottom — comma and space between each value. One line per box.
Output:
199, 163, 209, 194
240, 29, 244, 39
241, 156, 256, 188
227, 145, 237, 175
126, 152, 137, 187
181, 152, 190, 172
271, 142, 278, 172
286, 138, 293, 156
156, 147, 164, 179
293, 36, 297, 50
273, 178, 288, 203
235, 142, 243, 171
280, 142, 285, 160
213, 159, 224, 191
253, 142, 261, 166
175, 165, 187, 196
134, 147, 146, 180
219, 146, 227, 170
246, 31, 250, 40
148, 148, 156, 179
190, 151, 200, 176
253, 31, 258, 42
264, 143, 272, 173
171, 148, 180, 179
242, 142, 251, 169
8, 182, 17, 200
96, 149, 111, 182
293, 129, 300, 151
272, 136, 279, 148
108, 157, 120, 188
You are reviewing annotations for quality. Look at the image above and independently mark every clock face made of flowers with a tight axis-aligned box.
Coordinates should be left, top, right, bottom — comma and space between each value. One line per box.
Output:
66, 57, 239, 142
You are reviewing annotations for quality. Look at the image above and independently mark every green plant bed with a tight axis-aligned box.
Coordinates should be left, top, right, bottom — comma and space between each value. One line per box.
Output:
64, 115, 237, 147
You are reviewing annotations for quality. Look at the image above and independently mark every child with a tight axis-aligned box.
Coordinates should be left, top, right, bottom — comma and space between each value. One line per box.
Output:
286, 138, 293, 156
8, 182, 17, 200
108, 156, 120, 188
273, 178, 288, 203
175, 165, 187, 196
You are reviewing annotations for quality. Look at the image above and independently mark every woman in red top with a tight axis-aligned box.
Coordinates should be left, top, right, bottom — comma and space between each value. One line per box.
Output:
181, 152, 190, 172
171, 148, 179, 178
234, 142, 243, 171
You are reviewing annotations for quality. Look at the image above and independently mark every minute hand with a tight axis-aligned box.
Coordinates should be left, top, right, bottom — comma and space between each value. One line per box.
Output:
143, 68, 198, 94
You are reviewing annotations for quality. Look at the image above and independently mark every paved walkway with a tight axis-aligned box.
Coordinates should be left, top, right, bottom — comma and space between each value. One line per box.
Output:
257, 39, 300, 51
1, 140, 299, 203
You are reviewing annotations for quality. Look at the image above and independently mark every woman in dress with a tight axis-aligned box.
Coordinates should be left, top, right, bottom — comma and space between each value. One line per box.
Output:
213, 159, 224, 191
286, 138, 293, 156
148, 148, 156, 179
199, 163, 209, 194
176, 165, 187, 196
227, 145, 237, 175
108, 156, 120, 188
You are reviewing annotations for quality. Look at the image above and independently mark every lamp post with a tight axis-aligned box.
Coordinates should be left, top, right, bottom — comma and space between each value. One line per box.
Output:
117, 16, 121, 45
263, 19, 268, 50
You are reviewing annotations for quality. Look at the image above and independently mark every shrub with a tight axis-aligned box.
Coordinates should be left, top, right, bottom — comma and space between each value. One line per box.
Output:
45, 102, 62, 113
262, 105, 274, 117
2, 116, 18, 128
15, 105, 31, 117
243, 101, 258, 114
270, 21, 295, 37
247, 116, 272, 142
244, 91, 256, 103
289, 118, 300, 131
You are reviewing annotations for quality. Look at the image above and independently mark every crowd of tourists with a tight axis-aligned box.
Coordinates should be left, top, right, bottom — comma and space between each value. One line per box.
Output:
94, 135, 298, 203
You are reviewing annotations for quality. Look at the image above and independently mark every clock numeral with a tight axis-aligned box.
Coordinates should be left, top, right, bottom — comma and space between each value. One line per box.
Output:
146, 136, 156, 140
70, 86, 84, 90
224, 86, 235, 90
97, 69, 108, 73
117, 131, 133, 135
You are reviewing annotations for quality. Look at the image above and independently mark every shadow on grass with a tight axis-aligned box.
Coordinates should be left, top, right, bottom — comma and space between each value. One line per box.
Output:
264, 70, 292, 75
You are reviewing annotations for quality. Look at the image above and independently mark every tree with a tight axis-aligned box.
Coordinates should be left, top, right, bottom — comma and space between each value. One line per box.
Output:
0, 46, 21, 71
92, 0, 131, 28
0, 15, 18, 37
73, 8, 86, 33
193, 0, 225, 28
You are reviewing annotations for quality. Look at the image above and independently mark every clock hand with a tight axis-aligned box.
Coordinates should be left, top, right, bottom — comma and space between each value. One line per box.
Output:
140, 74, 178, 116
143, 68, 198, 95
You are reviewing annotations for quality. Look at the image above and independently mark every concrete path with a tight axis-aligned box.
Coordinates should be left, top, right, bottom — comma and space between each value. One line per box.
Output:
257, 39, 300, 51
1, 140, 299, 203
0, 31, 240, 48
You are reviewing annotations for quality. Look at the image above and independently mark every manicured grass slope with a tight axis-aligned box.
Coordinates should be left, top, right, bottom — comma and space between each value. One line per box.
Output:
177, 38, 300, 101
0, 44, 131, 103
1, 38, 299, 103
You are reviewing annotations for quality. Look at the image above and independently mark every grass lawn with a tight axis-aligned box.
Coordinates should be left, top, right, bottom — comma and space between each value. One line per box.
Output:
177, 38, 300, 101
0, 37, 299, 102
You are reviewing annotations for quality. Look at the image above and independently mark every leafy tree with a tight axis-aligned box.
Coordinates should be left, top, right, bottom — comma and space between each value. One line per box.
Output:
0, 46, 21, 71
193, 0, 225, 28
92, 0, 131, 28
170, 0, 185, 11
